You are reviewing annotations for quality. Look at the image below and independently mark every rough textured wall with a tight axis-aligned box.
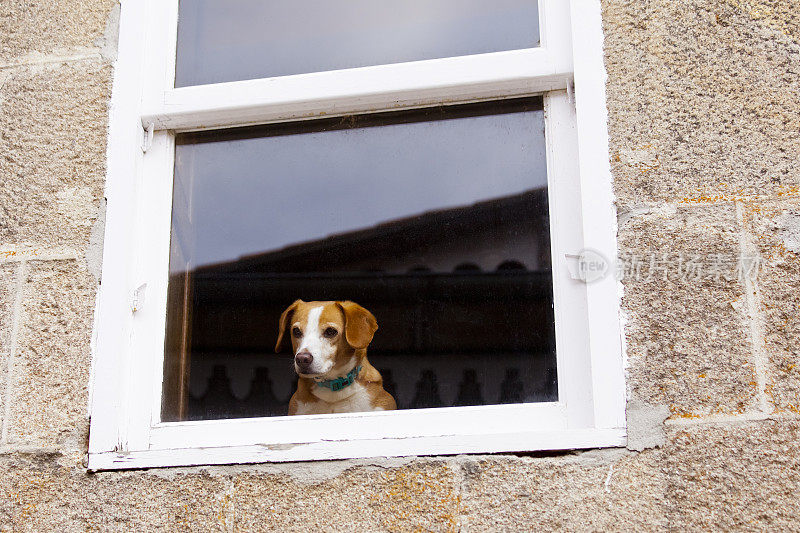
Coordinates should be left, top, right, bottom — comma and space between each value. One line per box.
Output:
0, 0, 799, 530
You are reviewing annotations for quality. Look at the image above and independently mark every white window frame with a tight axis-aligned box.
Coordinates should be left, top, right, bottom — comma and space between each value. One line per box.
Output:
88, 0, 625, 470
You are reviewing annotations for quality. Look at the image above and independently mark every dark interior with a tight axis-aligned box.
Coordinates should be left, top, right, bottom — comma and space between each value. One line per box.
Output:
173, 190, 556, 420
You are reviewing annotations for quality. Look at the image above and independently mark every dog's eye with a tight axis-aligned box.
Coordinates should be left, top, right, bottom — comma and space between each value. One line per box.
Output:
323, 327, 338, 339
291, 327, 302, 338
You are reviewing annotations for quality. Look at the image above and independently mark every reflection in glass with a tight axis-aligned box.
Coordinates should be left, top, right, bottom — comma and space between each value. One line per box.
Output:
162, 97, 556, 421
175, 0, 540, 87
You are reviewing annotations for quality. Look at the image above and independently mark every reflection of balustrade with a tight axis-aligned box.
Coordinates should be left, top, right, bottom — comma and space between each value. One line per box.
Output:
187, 358, 557, 420
499, 368, 525, 404
411, 369, 442, 409
454, 369, 484, 406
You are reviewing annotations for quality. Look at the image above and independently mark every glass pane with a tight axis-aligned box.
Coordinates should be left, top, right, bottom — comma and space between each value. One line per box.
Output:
162, 97, 556, 421
175, 0, 540, 87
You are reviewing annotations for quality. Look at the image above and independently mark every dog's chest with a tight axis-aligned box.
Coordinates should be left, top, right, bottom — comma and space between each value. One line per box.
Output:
295, 383, 379, 415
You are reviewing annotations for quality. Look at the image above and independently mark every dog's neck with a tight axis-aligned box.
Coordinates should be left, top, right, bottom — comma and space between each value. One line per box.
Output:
314, 365, 362, 392
307, 355, 364, 402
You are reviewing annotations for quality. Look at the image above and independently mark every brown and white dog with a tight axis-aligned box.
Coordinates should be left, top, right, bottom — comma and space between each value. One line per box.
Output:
275, 300, 396, 415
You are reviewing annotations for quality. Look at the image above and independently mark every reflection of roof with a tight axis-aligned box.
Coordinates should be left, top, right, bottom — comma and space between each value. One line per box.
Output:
197, 188, 548, 274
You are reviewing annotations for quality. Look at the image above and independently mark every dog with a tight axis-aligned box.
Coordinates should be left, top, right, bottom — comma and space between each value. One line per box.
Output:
275, 300, 397, 415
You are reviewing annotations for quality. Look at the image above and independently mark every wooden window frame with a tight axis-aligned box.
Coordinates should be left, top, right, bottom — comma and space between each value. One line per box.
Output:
87, 0, 625, 470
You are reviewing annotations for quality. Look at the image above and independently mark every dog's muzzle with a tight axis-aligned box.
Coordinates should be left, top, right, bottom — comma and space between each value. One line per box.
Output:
294, 350, 314, 373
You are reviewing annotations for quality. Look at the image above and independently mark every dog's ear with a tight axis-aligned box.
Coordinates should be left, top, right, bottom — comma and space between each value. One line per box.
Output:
275, 300, 303, 353
336, 301, 378, 350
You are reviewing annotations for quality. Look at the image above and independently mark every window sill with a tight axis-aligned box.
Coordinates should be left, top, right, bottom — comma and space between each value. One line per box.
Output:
88, 426, 626, 471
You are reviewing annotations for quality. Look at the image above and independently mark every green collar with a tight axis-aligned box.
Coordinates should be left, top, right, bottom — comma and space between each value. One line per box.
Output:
315, 365, 362, 392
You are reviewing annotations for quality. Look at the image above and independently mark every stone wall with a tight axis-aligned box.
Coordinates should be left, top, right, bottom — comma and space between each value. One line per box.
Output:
1, 0, 799, 530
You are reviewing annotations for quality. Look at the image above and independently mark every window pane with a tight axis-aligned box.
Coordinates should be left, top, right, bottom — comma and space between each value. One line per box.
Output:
162, 97, 556, 421
175, 0, 540, 87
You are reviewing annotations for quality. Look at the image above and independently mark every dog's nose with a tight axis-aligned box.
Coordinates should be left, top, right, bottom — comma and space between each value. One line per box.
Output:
295, 351, 313, 368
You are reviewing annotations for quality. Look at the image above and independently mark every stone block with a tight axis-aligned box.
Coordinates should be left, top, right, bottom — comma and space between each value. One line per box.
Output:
0, 0, 116, 64
0, 263, 20, 436
6, 260, 95, 448
619, 204, 757, 417
0, 454, 231, 531
233, 461, 460, 531
0, 61, 111, 250
0, 263, 18, 354
746, 201, 800, 412
602, 0, 800, 208
664, 419, 800, 530
459, 451, 666, 531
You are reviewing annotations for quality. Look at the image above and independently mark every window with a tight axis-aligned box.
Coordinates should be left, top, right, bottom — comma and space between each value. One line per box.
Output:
163, 98, 558, 422
88, 0, 625, 470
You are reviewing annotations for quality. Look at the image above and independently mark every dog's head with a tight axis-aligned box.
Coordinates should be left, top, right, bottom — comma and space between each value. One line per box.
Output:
275, 300, 378, 378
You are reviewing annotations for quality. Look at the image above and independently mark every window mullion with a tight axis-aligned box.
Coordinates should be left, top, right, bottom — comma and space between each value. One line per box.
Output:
143, 48, 570, 132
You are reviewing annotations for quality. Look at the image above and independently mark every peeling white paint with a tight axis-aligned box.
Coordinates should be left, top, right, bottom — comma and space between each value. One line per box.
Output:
778, 211, 800, 254
604, 464, 614, 493
626, 399, 669, 451
95, 2, 121, 63
86, 197, 106, 281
